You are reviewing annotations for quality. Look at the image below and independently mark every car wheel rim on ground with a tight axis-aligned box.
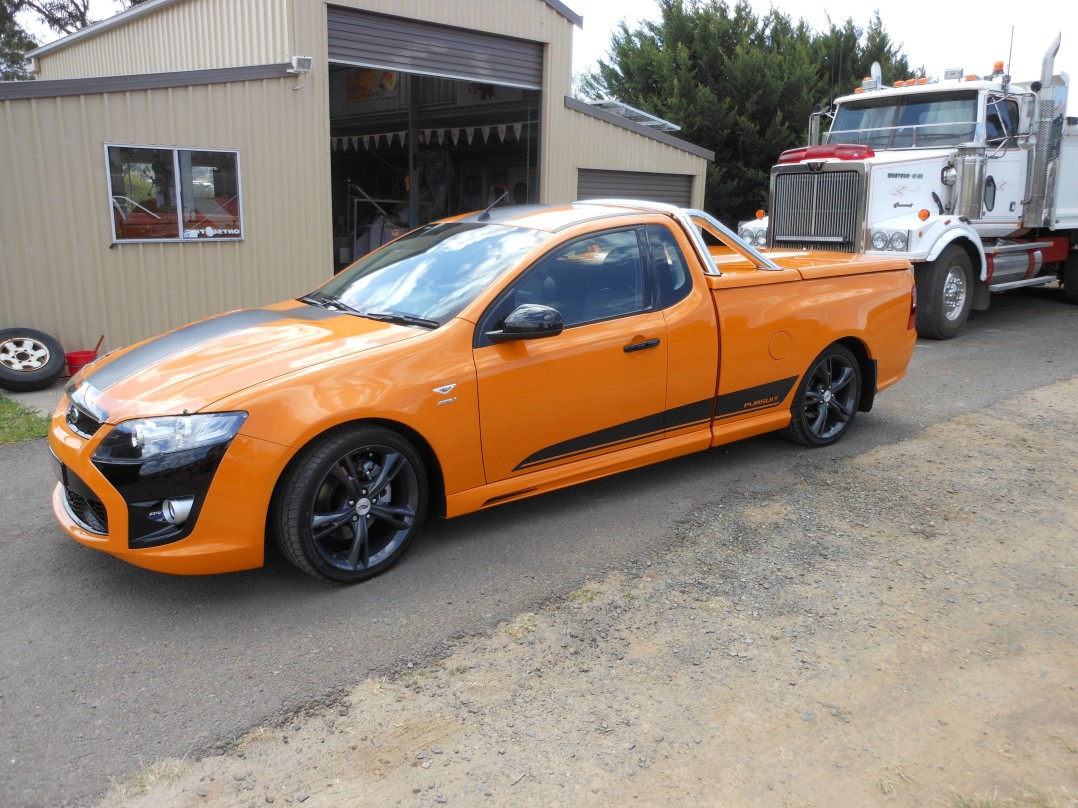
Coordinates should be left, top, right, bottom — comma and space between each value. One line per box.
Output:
804, 354, 858, 441
309, 446, 420, 573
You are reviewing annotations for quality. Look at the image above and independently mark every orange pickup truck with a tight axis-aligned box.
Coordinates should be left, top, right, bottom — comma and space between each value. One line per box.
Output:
49, 201, 917, 583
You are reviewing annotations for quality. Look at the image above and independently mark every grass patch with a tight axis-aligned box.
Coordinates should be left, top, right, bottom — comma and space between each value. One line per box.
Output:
0, 396, 50, 444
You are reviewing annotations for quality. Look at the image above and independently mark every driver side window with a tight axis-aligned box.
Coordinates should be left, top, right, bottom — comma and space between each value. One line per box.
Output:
484, 229, 646, 338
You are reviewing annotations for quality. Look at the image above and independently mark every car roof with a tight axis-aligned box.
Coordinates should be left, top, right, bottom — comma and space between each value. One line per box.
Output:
451, 200, 680, 232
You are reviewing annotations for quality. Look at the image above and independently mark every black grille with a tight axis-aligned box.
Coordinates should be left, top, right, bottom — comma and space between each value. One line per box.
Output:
64, 488, 108, 534
771, 170, 861, 253
66, 403, 102, 439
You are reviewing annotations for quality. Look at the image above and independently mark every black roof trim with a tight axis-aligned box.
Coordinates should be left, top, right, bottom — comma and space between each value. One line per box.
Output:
0, 63, 292, 101
564, 95, 714, 161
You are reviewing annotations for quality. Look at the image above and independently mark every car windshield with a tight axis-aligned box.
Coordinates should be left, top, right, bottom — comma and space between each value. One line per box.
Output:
312, 222, 548, 326
826, 90, 979, 150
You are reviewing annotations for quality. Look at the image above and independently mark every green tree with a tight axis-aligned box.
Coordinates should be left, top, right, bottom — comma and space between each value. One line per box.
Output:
579, 0, 913, 225
1, 5, 36, 80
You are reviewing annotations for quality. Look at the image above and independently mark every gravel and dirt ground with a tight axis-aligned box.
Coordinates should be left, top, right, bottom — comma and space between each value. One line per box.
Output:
102, 377, 1078, 808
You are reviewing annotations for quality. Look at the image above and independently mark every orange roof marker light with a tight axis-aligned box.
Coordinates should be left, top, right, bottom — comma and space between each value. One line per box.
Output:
894, 80, 907, 87
916, 77, 929, 85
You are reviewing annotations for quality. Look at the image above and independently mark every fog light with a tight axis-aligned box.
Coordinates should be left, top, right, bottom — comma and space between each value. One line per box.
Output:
163, 497, 195, 526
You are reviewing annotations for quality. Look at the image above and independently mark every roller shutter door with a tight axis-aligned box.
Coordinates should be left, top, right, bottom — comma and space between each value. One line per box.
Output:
327, 8, 543, 90
577, 169, 693, 206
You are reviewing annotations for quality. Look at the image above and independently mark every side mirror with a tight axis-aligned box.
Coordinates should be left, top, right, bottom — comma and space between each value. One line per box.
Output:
487, 304, 564, 343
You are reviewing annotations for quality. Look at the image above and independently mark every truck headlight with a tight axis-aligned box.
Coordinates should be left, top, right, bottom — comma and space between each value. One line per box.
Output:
93, 412, 248, 462
889, 231, 909, 251
871, 231, 890, 250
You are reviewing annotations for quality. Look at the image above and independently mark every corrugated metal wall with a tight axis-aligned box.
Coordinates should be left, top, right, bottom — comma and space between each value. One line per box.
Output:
550, 111, 708, 208
0, 75, 332, 353
34, 0, 292, 80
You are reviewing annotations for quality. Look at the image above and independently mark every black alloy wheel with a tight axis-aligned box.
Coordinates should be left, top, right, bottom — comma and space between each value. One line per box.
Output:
783, 344, 862, 447
274, 425, 428, 583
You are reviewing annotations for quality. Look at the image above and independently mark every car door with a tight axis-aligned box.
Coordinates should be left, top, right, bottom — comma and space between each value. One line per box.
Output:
473, 227, 668, 483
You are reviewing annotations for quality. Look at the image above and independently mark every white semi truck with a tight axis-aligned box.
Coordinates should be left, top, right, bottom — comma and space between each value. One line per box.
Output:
740, 34, 1078, 338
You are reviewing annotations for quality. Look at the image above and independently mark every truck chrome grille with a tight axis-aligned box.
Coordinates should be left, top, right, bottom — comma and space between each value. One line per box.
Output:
771, 170, 861, 252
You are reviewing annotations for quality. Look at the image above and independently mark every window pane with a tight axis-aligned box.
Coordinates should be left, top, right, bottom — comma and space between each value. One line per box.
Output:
645, 225, 692, 309
527, 230, 645, 327
107, 146, 179, 240
179, 150, 242, 239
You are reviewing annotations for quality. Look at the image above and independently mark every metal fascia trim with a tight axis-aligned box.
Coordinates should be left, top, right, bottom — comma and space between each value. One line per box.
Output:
0, 64, 293, 101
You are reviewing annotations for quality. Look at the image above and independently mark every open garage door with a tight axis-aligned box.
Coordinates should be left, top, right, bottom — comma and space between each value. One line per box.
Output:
578, 169, 693, 206
327, 8, 544, 268
327, 8, 543, 90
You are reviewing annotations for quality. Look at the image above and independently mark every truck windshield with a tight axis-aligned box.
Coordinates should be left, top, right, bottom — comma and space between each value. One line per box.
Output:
826, 90, 978, 150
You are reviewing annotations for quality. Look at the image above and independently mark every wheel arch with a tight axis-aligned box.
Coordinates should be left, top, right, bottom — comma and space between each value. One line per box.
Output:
835, 336, 877, 413
924, 231, 985, 281
269, 417, 449, 527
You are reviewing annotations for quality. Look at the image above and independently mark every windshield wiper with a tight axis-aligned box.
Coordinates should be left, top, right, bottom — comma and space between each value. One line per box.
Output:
362, 311, 440, 329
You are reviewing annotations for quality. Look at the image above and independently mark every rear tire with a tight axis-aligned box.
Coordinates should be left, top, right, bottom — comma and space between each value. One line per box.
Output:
0, 328, 65, 392
783, 344, 862, 447
916, 245, 973, 339
272, 425, 428, 583
1063, 251, 1078, 305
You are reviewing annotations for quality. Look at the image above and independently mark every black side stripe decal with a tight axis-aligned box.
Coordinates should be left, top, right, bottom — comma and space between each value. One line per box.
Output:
513, 378, 797, 472
515, 412, 667, 471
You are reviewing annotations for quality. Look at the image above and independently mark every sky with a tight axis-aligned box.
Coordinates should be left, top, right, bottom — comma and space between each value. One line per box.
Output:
568, 0, 1078, 91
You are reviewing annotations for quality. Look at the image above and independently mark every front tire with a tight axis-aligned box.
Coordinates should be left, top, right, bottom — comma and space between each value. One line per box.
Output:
783, 344, 862, 447
0, 328, 65, 392
273, 425, 428, 583
915, 246, 973, 339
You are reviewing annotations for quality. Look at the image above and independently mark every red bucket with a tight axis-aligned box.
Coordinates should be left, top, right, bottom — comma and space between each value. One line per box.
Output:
66, 350, 97, 375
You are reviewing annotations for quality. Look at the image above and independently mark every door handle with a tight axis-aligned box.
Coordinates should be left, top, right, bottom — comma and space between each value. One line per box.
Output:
623, 338, 660, 353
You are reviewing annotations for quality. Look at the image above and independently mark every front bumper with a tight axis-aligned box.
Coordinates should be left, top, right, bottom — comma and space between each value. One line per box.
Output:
49, 407, 292, 575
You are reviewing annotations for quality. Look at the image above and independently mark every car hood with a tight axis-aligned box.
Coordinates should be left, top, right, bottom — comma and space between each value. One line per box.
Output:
73, 302, 424, 423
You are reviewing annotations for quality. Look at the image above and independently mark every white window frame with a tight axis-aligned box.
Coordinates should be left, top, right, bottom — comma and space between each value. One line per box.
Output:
105, 143, 245, 244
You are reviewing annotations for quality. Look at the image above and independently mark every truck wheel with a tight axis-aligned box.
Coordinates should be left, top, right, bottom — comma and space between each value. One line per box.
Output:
0, 328, 66, 392
272, 425, 428, 583
782, 343, 861, 447
915, 246, 972, 339
1063, 251, 1078, 305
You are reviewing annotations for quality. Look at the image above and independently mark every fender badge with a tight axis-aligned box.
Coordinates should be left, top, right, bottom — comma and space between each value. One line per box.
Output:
433, 383, 456, 395
436, 397, 458, 407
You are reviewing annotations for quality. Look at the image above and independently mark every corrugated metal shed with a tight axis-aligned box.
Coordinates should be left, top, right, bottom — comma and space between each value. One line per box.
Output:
2, 0, 711, 353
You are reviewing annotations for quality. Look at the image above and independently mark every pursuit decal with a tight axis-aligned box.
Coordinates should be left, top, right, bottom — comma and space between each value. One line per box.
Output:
714, 376, 798, 420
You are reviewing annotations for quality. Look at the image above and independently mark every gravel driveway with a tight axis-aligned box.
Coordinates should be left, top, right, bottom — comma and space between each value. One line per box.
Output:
106, 375, 1078, 808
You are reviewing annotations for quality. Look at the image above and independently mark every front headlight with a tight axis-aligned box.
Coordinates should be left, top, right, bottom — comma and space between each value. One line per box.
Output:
871, 231, 890, 250
889, 231, 909, 251
93, 412, 248, 462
